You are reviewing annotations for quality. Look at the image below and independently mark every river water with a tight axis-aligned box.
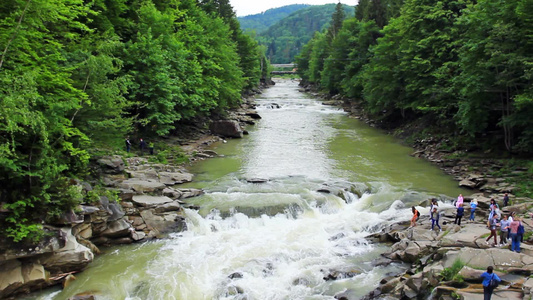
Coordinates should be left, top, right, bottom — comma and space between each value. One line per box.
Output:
29, 79, 467, 300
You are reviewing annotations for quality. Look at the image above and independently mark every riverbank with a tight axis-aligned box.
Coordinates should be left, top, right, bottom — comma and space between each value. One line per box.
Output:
299, 83, 532, 201
0, 88, 266, 299
360, 196, 533, 300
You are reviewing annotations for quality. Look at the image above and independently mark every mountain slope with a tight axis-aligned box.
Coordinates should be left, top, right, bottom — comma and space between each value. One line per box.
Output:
257, 4, 354, 64
238, 4, 310, 34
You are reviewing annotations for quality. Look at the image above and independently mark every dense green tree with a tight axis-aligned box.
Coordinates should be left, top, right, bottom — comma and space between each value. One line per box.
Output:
0, 0, 93, 242
455, 0, 533, 151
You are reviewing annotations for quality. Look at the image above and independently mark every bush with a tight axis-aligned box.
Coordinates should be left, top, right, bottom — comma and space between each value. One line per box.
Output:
440, 259, 465, 281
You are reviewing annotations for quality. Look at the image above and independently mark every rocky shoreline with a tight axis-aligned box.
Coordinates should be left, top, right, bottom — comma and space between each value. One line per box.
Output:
357, 194, 533, 300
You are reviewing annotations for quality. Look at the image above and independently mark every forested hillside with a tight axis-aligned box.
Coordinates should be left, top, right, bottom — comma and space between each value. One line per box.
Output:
0, 0, 268, 243
297, 0, 533, 155
257, 4, 354, 64
238, 4, 310, 33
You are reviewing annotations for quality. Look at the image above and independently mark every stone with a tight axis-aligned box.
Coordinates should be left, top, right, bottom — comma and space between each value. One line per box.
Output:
96, 155, 125, 174
154, 201, 181, 213
209, 120, 243, 138
459, 179, 477, 189
132, 195, 173, 207
73, 223, 93, 240
39, 228, 94, 273
119, 179, 166, 194
140, 209, 186, 236
131, 231, 146, 241
162, 188, 183, 199
101, 219, 132, 238
177, 189, 204, 199
158, 171, 193, 185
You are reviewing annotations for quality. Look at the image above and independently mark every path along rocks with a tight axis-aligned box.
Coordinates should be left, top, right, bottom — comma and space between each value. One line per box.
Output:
355, 201, 533, 300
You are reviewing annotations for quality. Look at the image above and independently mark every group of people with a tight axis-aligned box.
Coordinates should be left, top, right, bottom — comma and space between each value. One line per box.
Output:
410, 193, 525, 253
125, 136, 155, 155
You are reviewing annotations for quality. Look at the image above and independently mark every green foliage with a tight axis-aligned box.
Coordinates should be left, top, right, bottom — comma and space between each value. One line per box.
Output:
0, 0, 265, 243
440, 259, 465, 281
257, 4, 354, 64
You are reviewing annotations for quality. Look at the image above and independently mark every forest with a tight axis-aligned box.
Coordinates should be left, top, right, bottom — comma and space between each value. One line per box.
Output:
0, 0, 268, 243
238, 4, 310, 34
256, 4, 354, 64
296, 0, 533, 155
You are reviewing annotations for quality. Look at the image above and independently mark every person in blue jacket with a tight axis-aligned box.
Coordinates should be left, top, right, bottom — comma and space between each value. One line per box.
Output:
481, 266, 501, 300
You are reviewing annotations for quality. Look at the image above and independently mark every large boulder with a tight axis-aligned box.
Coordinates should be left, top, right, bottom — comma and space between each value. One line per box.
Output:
140, 209, 186, 236
209, 120, 243, 138
95, 156, 125, 174
101, 219, 132, 238
0, 260, 47, 298
39, 228, 94, 274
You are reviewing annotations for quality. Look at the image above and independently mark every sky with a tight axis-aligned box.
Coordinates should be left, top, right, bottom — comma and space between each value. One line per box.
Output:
230, 1, 353, 17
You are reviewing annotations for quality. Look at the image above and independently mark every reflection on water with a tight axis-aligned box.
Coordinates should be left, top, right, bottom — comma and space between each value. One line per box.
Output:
26, 79, 468, 300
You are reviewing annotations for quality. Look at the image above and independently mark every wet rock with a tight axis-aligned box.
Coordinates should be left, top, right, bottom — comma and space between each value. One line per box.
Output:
154, 201, 181, 213
101, 219, 132, 238
140, 209, 186, 236
177, 189, 204, 199
209, 120, 243, 138
247, 178, 268, 183
69, 292, 97, 300
228, 272, 243, 279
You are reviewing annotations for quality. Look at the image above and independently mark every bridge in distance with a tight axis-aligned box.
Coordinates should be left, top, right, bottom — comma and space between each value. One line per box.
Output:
271, 63, 297, 75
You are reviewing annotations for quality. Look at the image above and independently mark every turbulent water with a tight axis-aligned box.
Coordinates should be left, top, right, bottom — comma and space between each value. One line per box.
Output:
28, 79, 468, 300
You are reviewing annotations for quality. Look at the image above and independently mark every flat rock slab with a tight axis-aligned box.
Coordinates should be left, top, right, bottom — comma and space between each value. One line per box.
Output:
120, 179, 166, 193
458, 290, 522, 300
440, 224, 489, 248
442, 247, 526, 270
132, 195, 173, 207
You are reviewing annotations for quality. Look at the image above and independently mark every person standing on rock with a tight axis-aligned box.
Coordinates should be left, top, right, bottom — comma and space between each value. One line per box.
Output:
454, 203, 464, 226
139, 138, 146, 155
429, 198, 438, 219
149, 141, 154, 155
510, 216, 523, 252
481, 266, 501, 300
125, 136, 131, 152
488, 199, 499, 221
456, 194, 464, 208
430, 207, 441, 232
498, 214, 511, 247
486, 214, 499, 246
503, 193, 509, 207
469, 199, 478, 222
410, 206, 420, 228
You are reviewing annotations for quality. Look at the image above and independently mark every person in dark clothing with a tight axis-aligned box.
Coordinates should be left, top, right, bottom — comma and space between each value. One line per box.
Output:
139, 138, 147, 155
125, 136, 131, 152
503, 193, 509, 207
454, 203, 464, 226
481, 266, 501, 300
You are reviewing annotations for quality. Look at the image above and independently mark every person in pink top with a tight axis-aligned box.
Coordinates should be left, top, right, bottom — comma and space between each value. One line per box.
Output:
509, 217, 521, 253
456, 194, 464, 208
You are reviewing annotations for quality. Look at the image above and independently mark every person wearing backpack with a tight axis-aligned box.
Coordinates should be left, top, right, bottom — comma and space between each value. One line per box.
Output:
454, 203, 464, 226
410, 206, 420, 228
481, 266, 501, 300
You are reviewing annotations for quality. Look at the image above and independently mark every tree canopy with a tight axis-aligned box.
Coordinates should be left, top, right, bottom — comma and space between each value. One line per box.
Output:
0, 0, 267, 242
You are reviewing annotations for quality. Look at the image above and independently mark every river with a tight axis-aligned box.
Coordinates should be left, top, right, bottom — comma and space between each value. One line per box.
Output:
28, 79, 468, 300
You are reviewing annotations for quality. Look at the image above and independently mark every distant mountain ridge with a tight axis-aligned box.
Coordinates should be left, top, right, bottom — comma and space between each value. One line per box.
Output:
238, 4, 311, 34
255, 4, 354, 64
